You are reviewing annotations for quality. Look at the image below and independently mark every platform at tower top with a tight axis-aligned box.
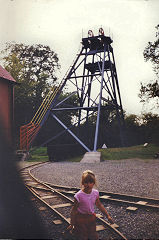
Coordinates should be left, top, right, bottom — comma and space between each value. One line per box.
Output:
82, 35, 113, 51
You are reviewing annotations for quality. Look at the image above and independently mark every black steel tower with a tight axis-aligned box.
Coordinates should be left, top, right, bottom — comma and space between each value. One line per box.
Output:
20, 28, 125, 152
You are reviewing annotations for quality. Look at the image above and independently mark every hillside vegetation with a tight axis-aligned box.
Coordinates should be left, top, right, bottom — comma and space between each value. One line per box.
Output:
28, 144, 159, 162
99, 144, 159, 160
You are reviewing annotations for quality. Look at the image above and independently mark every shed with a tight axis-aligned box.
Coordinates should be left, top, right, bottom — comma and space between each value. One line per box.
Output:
0, 65, 16, 142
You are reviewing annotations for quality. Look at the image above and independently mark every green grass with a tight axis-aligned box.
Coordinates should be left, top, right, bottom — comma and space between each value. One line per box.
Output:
99, 144, 159, 160
28, 147, 49, 162
27, 144, 159, 162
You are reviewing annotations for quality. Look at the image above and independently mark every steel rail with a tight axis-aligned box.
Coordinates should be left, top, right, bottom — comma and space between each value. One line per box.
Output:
21, 164, 72, 226
26, 185, 70, 224
44, 182, 159, 210
20, 163, 128, 240
21, 164, 159, 211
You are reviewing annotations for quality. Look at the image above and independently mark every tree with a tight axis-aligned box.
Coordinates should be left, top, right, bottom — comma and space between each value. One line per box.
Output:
143, 25, 159, 75
124, 114, 142, 146
139, 25, 159, 105
140, 112, 159, 144
124, 113, 159, 146
0, 43, 60, 144
1, 42, 60, 107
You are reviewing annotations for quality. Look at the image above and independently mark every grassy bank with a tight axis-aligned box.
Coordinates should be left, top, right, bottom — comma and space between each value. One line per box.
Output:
28, 147, 49, 162
28, 144, 159, 162
99, 144, 159, 160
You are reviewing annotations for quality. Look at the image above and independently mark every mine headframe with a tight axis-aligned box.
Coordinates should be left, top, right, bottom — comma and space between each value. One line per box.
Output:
20, 28, 126, 152
45, 28, 126, 152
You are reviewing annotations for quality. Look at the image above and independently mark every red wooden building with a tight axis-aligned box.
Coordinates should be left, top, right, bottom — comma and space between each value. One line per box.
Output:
0, 65, 16, 142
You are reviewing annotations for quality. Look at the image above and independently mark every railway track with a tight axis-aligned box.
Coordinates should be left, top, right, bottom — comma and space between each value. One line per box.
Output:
20, 163, 127, 240
45, 182, 159, 211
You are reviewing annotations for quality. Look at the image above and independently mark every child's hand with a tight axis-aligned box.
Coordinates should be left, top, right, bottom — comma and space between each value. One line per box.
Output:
67, 224, 74, 233
63, 224, 74, 236
108, 215, 114, 224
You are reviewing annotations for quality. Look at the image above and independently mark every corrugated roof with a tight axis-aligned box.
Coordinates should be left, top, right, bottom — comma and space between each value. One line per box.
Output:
0, 65, 16, 83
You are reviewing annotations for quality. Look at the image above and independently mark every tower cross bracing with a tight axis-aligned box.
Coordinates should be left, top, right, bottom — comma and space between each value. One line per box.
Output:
20, 30, 125, 152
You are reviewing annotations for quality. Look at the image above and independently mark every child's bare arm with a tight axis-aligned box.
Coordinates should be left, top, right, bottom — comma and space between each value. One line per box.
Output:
95, 197, 114, 223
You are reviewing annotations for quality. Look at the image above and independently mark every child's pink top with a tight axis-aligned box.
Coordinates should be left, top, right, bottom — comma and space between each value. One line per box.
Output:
74, 189, 99, 214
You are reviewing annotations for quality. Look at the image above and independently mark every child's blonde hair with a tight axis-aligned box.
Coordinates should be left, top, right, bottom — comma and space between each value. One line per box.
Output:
81, 170, 97, 186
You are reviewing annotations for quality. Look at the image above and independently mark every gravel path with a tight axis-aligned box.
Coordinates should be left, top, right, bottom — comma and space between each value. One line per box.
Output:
32, 158, 159, 198
31, 159, 159, 239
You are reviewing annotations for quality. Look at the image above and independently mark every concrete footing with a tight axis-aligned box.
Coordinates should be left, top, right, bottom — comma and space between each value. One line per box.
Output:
80, 151, 101, 163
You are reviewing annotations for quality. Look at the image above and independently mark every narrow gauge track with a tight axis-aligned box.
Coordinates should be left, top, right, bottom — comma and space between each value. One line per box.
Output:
20, 163, 127, 240
45, 182, 159, 211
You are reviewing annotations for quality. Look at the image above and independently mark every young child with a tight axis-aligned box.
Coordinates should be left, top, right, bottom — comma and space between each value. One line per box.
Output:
68, 170, 114, 240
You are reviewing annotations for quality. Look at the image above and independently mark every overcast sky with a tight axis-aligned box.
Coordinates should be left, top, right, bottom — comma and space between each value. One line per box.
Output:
0, 0, 158, 115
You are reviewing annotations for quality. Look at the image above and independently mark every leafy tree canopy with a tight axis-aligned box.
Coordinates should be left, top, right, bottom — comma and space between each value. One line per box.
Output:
1, 42, 60, 111
143, 24, 159, 75
139, 25, 159, 105
2, 42, 60, 81
0, 43, 61, 145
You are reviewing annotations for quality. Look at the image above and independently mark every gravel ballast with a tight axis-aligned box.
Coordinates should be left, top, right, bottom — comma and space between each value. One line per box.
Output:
31, 159, 159, 239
